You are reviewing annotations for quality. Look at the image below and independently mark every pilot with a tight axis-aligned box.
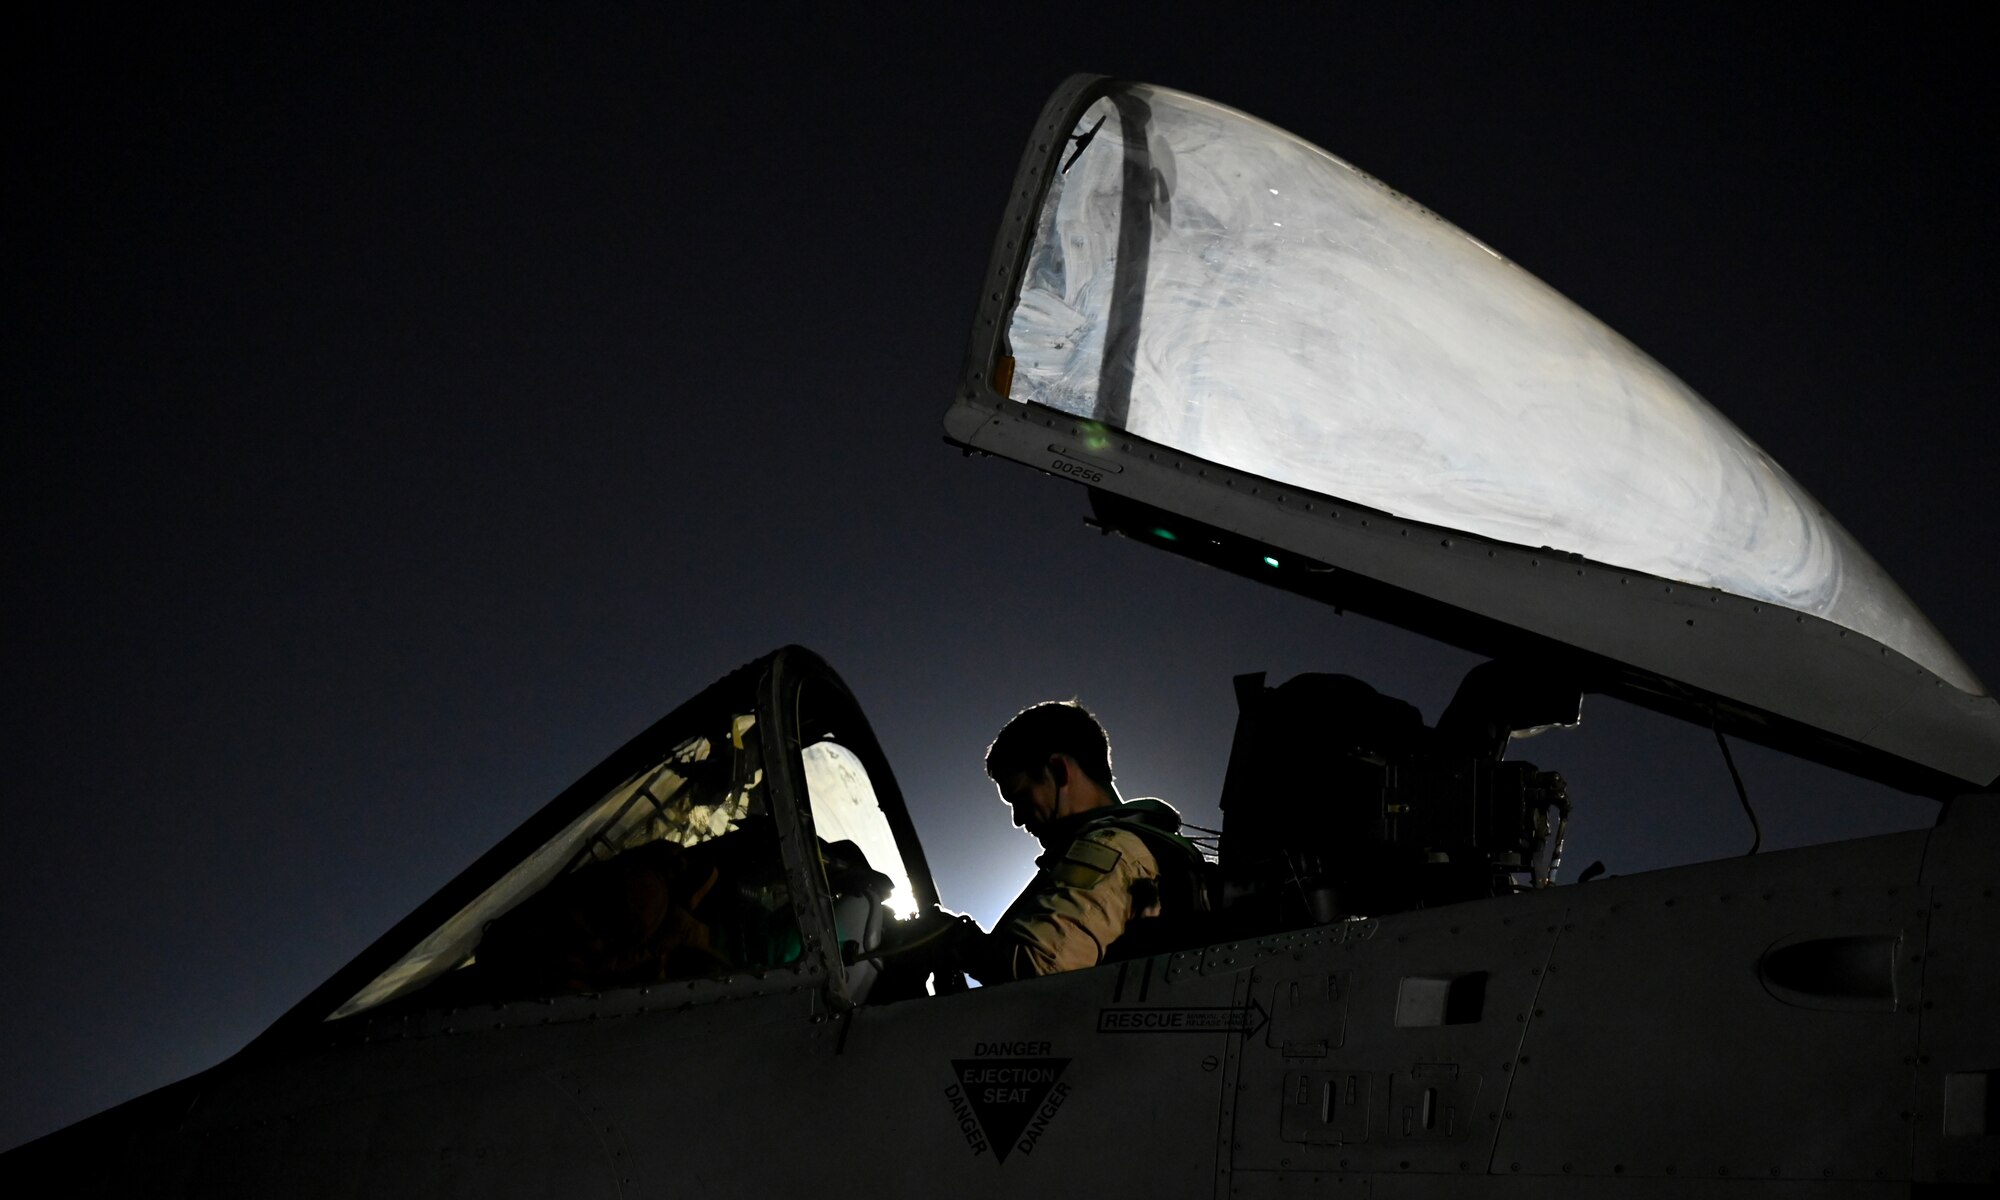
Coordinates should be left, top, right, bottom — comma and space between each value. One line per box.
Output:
961, 701, 1210, 982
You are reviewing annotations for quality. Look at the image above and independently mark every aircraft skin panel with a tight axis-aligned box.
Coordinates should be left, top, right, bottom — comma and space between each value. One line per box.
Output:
1913, 798, 2000, 1182
947, 76, 2000, 794
621, 964, 1238, 1197
174, 988, 820, 1197
1221, 895, 1566, 1181
72, 963, 1243, 1197
1360, 1178, 1914, 1197
15, 826, 1981, 1196
184, 1072, 622, 1198
1492, 832, 1927, 1182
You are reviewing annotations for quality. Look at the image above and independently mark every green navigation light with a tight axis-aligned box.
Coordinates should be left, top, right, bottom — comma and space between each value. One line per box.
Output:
1151, 528, 1178, 541
1262, 555, 1281, 568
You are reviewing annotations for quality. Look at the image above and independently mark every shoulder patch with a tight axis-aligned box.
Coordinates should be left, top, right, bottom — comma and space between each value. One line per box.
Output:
1065, 836, 1123, 873
1051, 836, 1123, 887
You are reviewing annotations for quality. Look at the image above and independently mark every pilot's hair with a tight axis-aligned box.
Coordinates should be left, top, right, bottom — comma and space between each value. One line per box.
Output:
985, 701, 1114, 789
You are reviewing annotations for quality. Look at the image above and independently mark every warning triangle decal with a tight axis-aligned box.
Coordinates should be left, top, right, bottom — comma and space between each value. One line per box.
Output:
949, 1057, 1071, 1163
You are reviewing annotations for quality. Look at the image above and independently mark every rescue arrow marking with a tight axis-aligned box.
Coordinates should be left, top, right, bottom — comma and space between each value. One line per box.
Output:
1095, 999, 1268, 1038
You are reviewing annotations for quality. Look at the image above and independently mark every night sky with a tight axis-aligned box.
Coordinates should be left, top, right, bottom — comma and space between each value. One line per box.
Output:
6, 7, 1992, 1152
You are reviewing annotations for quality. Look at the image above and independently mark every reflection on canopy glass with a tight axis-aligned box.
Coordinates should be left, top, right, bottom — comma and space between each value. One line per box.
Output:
1005, 83, 1979, 694
329, 714, 798, 1018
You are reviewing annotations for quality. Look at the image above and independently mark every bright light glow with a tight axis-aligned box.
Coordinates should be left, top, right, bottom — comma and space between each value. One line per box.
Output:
802, 741, 919, 918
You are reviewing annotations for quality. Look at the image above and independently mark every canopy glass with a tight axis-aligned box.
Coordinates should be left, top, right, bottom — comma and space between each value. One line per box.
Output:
1003, 84, 1980, 695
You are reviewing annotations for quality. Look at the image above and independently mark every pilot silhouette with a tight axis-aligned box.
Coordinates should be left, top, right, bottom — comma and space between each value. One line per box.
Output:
964, 701, 1210, 982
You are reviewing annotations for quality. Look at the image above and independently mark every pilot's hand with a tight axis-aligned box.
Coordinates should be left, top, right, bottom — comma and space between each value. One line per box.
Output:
885, 904, 982, 955
921, 908, 982, 994
865, 905, 978, 994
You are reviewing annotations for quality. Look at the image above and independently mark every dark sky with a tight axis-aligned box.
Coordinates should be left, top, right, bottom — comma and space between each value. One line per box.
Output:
5, 6, 1992, 1152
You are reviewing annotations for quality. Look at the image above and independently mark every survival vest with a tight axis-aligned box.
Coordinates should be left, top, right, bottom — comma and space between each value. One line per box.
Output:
1068, 799, 1218, 960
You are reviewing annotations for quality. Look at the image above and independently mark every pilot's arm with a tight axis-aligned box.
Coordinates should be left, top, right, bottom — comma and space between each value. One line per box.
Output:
968, 828, 1162, 982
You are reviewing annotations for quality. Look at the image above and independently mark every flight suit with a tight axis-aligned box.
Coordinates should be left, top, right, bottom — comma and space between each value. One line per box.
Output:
972, 798, 1208, 982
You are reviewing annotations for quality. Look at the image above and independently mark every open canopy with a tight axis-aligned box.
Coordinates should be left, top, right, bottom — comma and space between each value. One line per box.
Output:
947, 76, 1999, 794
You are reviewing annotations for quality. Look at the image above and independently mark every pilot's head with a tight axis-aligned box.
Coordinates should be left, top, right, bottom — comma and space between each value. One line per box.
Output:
985, 701, 1117, 841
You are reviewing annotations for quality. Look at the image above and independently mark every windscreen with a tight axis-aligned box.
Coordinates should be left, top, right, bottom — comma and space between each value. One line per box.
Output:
1003, 83, 1980, 695
328, 715, 787, 1018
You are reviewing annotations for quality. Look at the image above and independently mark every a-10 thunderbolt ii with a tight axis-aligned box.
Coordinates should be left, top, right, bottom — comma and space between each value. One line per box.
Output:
9, 75, 1996, 1197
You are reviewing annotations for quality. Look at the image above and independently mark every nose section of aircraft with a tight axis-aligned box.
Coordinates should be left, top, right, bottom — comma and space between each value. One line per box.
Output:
2, 1072, 203, 1188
